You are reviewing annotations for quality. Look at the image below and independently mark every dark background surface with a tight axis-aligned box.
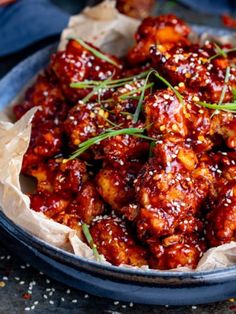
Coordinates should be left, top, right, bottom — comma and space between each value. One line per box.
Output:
1, 1, 236, 313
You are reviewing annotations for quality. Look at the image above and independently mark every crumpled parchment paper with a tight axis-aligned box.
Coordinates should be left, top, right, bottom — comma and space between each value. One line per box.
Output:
1, 0, 236, 272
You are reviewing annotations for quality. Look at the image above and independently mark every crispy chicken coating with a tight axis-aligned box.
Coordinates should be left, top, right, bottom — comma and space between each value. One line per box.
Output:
90, 214, 148, 266
144, 89, 236, 151
127, 15, 191, 65
148, 233, 206, 270
30, 181, 105, 229
27, 158, 88, 197
207, 181, 236, 247
50, 39, 122, 102
150, 43, 236, 103
13, 75, 68, 125
66, 181, 105, 224
30, 191, 69, 218
96, 161, 143, 212
22, 121, 63, 173
64, 102, 109, 148
135, 136, 213, 239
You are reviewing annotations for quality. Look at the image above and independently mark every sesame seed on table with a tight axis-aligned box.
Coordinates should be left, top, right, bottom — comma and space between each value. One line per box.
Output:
1, 0, 236, 313
0, 244, 235, 313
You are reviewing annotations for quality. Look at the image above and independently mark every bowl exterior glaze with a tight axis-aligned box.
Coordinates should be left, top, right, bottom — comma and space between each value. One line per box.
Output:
0, 33, 236, 305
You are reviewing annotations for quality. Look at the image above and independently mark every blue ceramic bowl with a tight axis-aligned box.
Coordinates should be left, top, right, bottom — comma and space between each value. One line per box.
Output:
1, 28, 236, 305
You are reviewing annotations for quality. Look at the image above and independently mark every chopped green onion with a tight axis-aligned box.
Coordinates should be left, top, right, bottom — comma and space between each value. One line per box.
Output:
119, 82, 154, 100
218, 66, 230, 105
232, 88, 236, 102
82, 75, 113, 103
133, 70, 156, 123
69, 37, 120, 68
208, 45, 236, 62
198, 101, 236, 112
69, 127, 155, 160
149, 141, 156, 158
82, 223, 101, 262
153, 71, 184, 105
70, 70, 150, 89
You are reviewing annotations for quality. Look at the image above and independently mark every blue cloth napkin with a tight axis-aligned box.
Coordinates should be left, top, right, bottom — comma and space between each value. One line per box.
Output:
0, 0, 69, 57
179, 0, 236, 14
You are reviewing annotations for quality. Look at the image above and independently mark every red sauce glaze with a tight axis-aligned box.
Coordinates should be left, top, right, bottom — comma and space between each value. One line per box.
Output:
127, 14, 191, 65
50, 39, 122, 102
13, 14, 236, 270
90, 214, 148, 266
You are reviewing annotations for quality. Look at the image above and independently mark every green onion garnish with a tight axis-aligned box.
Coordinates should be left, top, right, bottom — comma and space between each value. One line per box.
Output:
153, 71, 184, 105
198, 101, 236, 112
69, 127, 155, 160
82, 223, 101, 262
119, 82, 154, 101
133, 69, 185, 123
69, 37, 120, 68
149, 141, 156, 158
82, 75, 113, 103
208, 44, 236, 62
70, 70, 150, 89
133, 70, 156, 123
232, 88, 236, 102
218, 66, 230, 105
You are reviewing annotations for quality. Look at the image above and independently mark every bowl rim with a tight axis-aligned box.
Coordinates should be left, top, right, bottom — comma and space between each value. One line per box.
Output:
1, 26, 236, 281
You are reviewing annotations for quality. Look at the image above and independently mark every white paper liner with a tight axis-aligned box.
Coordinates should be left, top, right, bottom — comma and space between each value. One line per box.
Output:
1, 0, 236, 272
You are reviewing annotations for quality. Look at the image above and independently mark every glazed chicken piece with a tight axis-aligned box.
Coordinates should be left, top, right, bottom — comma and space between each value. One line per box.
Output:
29, 157, 104, 227
64, 95, 149, 163
134, 136, 214, 239
144, 89, 213, 152
22, 121, 63, 174
90, 214, 148, 266
30, 180, 105, 228
150, 43, 236, 103
207, 181, 236, 247
30, 191, 69, 218
50, 39, 122, 102
144, 88, 236, 151
65, 181, 105, 224
96, 160, 144, 213
116, 0, 154, 19
211, 116, 236, 149
127, 15, 191, 65
64, 102, 110, 148
13, 74, 68, 125
27, 158, 87, 197
148, 233, 206, 270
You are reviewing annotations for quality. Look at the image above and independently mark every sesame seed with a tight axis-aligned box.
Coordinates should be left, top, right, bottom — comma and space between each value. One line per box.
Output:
49, 300, 54, 305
